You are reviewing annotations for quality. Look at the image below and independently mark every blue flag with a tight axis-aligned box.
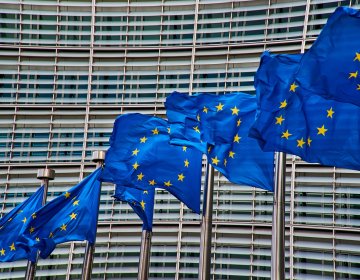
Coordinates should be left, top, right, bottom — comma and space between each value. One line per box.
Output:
114, 186, 154, 231
165, 92, 274, 192
249, 51, 360, 171
100, 114, 203, 213
0, 186, 44, 262
294, 7, 360, 107
20, 168, 102, 259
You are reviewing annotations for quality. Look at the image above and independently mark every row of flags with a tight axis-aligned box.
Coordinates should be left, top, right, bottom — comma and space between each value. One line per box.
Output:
1, 5, 360, 266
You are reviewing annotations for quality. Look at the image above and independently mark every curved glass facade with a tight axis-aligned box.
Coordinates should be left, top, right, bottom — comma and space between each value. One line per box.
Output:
1, 0, 360, 279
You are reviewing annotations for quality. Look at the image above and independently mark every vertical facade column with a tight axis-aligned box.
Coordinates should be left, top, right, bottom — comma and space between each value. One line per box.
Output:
81, 150, 105, 280
271, 152, 286, 280
199, 161, 215, 280
25, 168, 55, 280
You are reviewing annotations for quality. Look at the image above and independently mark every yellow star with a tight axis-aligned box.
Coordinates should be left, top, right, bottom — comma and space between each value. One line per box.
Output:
132, 162, 140, 170
237, 119, 242, 127
60, 224, 67, 231
49, 232, 54, 238
211, 156, 220, 165
349, 71, 358, 79
231, 106, 239, 115
22, 217, 27, 223
233, 134, 241, 143
357, 84, 360, 90
143, 190, 148, 194
275, 115, 285, 125
178, 173, 185, 181
215, 103, 224, 111
193, 126, 200, 133
307, 137, 312, 146
228, 151, 235, 158
0, 248, 5, 256
317, 125, 328, 136
152, 128, 159, 135
73, 200, 80, 206
140, 200, 146, 210
64, 192, 71, 199
164, 180, 172, 187
184, 159, 189, 167
297, 138, 305, 148
353, 52, 360, 61
203, 106, 208, 113
29, 227, 35, 234
36, 237, 40, 242
149, 179, 156, 186
224, 158, 227, 166
197, 114, 200, 121
327, 107, 334, 118
289, 82, 298, 92
70, 213, 77, 220
137, 172, 144, 181
140, 136, 147, 143
279, 99, 287, 109
31, 213, 36, 219
182, 146, 187, 152
132, 148, 140, 156
167, 127, 171, 134
281, 130, 292, 139
9, 243, 15, 251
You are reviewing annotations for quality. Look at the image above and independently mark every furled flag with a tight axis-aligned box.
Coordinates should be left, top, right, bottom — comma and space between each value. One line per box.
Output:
249, 51, 360, 171
100, 114, 203, 213
165, 92, 274, 192
294, 7, 360, 107
0, 186, 44, 262
114, 186, 155, 231
20, 168, 102, 259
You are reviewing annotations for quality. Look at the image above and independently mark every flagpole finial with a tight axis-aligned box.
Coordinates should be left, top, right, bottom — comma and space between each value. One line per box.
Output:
37, 168, 55, 180
92, 151, 106, 163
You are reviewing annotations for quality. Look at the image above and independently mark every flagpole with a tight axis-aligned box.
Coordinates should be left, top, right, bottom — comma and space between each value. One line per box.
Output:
25, 168, 55, 280
82, 150, 105, 280
271, 152, 286, 280
137, 229, 152, 280
199, 160, 215, 280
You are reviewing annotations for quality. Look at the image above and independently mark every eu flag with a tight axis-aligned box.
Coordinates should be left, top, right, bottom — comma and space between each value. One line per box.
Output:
20, 168, 102, 259
100, 114, 203, 213
294, 7, 360, 107
249, 51, 360, 171
165, 92, 274, 192
114, 186, 155, 231
0, 186, 43, 262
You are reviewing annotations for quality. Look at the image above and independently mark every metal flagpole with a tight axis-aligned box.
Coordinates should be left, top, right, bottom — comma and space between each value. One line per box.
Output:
82, 150, 105, 280
25, 168, 55, 280
271, 152, 286, 280
199, 159, 215, 280
137, 229, 152, 280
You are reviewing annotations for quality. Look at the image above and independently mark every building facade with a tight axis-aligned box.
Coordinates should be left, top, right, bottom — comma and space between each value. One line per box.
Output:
1, 0, 360, 279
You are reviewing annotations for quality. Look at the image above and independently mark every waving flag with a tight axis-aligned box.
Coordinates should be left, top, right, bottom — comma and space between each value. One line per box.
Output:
165, 92, 274, 192
21, 169, 102, 259
249, 51, 360, 171
294, 7, 360, 107
100, 114, 203, 213
0, 186, 44, 262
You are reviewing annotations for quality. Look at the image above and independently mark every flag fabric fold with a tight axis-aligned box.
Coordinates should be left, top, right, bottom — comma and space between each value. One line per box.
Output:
249, 51, 360, 171
294, 7, 360, 107
114, 186, 155, 231
0, 186, 44, 262
100, 113, 203, 213
165, 92, 274, 192
20, 168, 102, 259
